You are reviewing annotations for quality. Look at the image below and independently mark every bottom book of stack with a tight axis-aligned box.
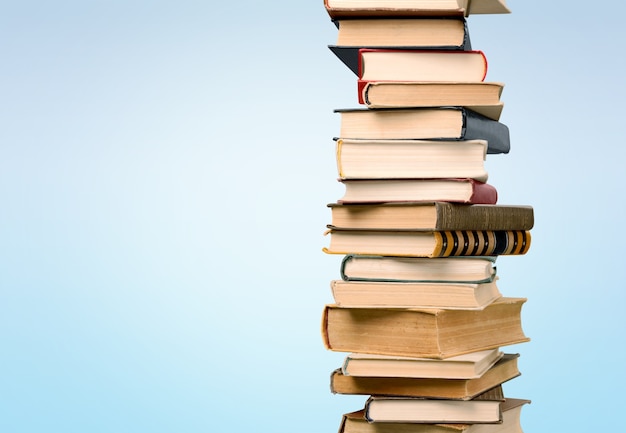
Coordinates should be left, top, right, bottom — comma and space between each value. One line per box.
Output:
339, 398, 530, 433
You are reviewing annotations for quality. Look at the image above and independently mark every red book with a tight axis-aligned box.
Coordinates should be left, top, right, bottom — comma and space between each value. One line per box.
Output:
338, 178, 497, 204
358, 49, 488, 83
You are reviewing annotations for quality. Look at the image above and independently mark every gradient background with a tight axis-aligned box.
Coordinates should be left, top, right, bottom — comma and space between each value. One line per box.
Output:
1, 1, 624, 431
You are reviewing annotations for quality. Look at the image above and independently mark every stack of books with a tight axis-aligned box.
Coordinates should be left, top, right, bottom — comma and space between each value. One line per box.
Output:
320, 1, 533, 432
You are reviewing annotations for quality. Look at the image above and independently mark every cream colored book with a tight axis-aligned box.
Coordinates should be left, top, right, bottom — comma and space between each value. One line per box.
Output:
324, 0, 511, 18
330, 279, 501, 309
341, 349, 503, 379
336, 138, 488, 182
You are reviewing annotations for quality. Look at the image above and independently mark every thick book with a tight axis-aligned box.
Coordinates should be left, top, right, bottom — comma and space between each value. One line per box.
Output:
341, 349, 503, 379
330, 278, 501, 309
328, 202, 535, 231
336, 107, 510, 154
340, 255, 497, 284
359, 49, 487, 82
321, 297, 530, 359
337, 178, 498, 204
331, 353, 519, 399
323, 229, 531, 257
338, 399, 530, 433
324, 0, 511, 19
335, 139, 488, 181
364, 386, 506, 423
359, 81, 504, 120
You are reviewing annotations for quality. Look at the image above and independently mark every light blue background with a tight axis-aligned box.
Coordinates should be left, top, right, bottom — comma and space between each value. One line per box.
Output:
1, 1, 624, 431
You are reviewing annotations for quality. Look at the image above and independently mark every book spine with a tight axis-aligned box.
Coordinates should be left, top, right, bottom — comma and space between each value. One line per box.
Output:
435, 203, 534, 230
432, 230, 531, 257
462, 108, 510, 154
468, 180, 498, 205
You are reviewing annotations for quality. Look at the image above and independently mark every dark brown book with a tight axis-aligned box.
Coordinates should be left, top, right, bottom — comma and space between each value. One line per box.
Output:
321, 297, 530, 359
330, 353, 520, 399
328, 202, 534, 231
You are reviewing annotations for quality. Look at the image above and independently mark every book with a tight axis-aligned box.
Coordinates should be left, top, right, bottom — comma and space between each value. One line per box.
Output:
329, 18, 472, 75
338, 399, 530, 433
337, 178, 498, 204
358, 49, 488, 82
359, 81, 504, 120
323, 0, 511, 19
328, 203, 534, 231
324, 229, 531, 257
335, 139, 488, 181
341, 348, 503, 379
334, 17, 469, 48
336, 107, 510, 154
364, 386, 506, 423
331, 353, 519, 399
340, 255, 497, 284
330, 278, 501, 309
321, 297, 530, 358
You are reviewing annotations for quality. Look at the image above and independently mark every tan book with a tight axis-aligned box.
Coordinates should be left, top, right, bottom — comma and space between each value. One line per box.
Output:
330, 279, 501, 309
324, 0, 511, 19
342, 349, 503, 379
364, 386, 506, 423
360, 81, 504, 121
340, 255, 497, 284
328, 203, 535, 231
338, 399, 530, 433
335, 138, 488, 181
321, 297, 530, 359
331, 353, 519, 399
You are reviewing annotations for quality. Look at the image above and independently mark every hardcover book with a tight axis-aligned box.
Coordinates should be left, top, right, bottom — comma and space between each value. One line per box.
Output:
364, 386, 506, 423
337, 178, 498, 204
340, 255, 497, 283
330, 278, 501, 309
338, 399, 530, 433
341, 348, 503, 379
329, 17, 472, 75
328, 202, 534, 231
323, 0, 511, 19
331, 353, 520, 399
358, 49, 488, 82
323, 229, 531, 257
321, 297, 530, 359
359, 81, 504, 120
336, 107, 510, 154
335, 139, 488, 181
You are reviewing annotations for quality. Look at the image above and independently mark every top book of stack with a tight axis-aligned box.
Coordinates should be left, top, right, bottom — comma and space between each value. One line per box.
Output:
324, 0, 510, 19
